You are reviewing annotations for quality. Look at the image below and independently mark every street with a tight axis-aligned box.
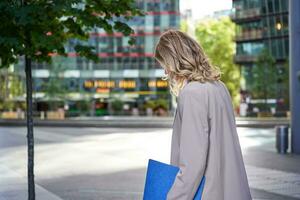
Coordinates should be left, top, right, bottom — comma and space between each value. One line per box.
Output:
1, 126, 300, 200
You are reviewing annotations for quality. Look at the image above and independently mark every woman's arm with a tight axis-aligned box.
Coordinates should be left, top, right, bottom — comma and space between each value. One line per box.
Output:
167, 87, 209, 200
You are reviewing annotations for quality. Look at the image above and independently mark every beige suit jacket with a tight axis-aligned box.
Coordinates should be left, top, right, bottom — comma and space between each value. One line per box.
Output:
167, 80, 252, 200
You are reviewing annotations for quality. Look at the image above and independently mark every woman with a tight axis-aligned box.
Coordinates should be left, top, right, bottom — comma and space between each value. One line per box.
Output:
154, 29, 252, 200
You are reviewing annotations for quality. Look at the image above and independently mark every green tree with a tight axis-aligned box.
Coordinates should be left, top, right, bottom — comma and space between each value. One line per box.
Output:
0, 1, 143, 199
251, 48, 276, 111
43, 63, 67, 111
180, 20, 188, 33
280, 59, 290, 108
0, 67, 24, 109
0, 69, 10, 101
9, 74, 24, 99
194, 16, 241, 109
111, 98, 124, 115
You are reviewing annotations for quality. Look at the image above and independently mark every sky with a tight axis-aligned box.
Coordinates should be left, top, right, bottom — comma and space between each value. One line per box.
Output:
180, 0, 232, 20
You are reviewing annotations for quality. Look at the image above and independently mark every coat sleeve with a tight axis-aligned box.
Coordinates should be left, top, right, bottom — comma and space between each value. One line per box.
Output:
166, 88, 209, 200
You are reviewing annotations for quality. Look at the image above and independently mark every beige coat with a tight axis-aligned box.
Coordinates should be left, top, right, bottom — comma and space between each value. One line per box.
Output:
167, 80, 252, 200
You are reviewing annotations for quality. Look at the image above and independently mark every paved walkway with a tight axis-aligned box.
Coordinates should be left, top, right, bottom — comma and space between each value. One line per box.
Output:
0, 126, 299, 200
2, 163, 299, 200
246, 165, 300, 199
0, 165, 63, 200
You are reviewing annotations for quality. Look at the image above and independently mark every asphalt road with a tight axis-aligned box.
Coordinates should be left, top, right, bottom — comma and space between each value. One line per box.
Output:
0, 126, 300, 200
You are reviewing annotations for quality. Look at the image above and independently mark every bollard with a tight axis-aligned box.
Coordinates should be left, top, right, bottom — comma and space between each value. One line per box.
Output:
275, 125, 289, 154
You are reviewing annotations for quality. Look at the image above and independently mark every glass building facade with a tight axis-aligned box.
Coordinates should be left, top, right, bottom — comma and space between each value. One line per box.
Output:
232, 0, 289, 101
14, 0, 180, 116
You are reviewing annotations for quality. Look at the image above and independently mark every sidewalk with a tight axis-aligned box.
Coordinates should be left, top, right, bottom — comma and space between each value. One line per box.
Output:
0, 126, 299, 200
1, 154, 299, 200
0, 165, 63, 200
243, 134, 300, 200
246, 165, 300, 199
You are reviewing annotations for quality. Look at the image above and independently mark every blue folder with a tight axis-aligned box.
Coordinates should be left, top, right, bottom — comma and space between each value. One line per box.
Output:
143, 159, 206, 200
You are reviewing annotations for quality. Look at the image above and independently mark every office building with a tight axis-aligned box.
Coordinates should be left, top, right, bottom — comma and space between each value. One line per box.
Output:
14, 0, 180, 116
232, 0, 289, 114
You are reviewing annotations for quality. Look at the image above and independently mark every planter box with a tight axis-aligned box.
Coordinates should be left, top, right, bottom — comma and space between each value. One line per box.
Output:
286, 111, 291, 118
47, 110, 65, 120
1, 111, 18, 119
257, 111, 273, 118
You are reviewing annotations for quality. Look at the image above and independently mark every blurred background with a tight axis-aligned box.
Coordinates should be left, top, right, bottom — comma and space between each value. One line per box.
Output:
0, 0, 290, 119
0, 0, 300, 200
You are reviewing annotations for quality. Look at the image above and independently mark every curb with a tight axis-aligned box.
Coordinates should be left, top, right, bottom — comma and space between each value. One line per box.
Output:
0, 118, 290, 128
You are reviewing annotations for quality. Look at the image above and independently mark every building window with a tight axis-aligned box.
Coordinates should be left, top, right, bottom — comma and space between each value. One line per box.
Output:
284, 38, 289, 57
123, 57, 131, 69
169, 15, 178, 27
154, 15, 160, 27
282, 0, 288, 12
237, 42, 264, 56
267, 0, 274, 13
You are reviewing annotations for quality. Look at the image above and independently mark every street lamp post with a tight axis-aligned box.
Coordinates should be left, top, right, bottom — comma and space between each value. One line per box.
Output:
289, 0, 300, 154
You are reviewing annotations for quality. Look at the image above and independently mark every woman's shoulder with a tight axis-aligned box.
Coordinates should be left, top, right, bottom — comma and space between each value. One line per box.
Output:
179, 80, 222, 98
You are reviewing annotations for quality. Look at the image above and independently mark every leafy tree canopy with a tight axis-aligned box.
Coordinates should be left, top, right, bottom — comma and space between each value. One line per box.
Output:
0, 0, 144, 68
251, 48, 277, 101
195, 16, 241, 108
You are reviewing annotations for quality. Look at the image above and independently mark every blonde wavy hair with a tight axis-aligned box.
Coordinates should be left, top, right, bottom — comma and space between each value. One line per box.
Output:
154, 29, 222, 97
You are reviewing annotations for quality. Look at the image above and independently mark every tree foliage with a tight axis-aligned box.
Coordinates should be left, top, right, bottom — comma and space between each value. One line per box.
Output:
195, 16, 241, 109
42, 63, 67, 110
280, 59, 290, 107
0, 68, 24, 100
180, 20, 188, 33
0, 0, 144, 68
251, 48, 277, 111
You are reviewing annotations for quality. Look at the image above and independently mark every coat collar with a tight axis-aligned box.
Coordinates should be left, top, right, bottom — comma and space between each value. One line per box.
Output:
182, 79, 189, 89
